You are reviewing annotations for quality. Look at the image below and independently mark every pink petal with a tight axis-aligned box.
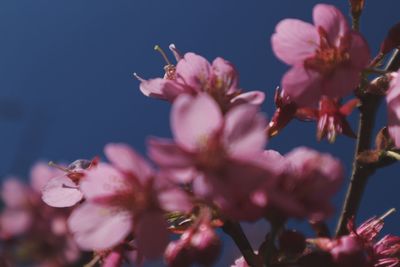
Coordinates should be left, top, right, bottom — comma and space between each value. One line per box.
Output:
30, 162, 62, 193
42, 176, 83, 208
387, 72, 400, 104
211, 57, 239, 94
282, 65, 323, 107
175, 53, 211, 91
157, 186, 192, 213
223, 105, 267, 156
1, 178, 28, 208
271, 19, 318, 65
171, 94, 223, 151
322, 66, 360, 98
349, 32, 370, 69
80, 163, 126, 199
68, 203, 132, 250
136, 211, 169, 259
147, 137, 193, 168
313, 4, 349, 46
388, 105, 400, 148
230, 91, 265, 106
104, 143, 153, 183
139, 78, 189, 101
0, 209, 32, 236
102, 251, 123, 267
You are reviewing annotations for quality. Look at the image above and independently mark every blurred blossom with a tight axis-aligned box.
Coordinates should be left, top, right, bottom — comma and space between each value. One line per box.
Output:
148, 93, 284, 221
0, 163, 82, 266
68, 143, 191, 260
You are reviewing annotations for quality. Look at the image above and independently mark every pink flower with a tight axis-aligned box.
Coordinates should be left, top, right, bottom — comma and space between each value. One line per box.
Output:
68, 143, 191, 259
136, 45, 265, 112
42, 159, 97, 208
0, 178, 33, 237
148, 93, 283, 221
386, 71, 400, 147
314, 213, 400, 267
271, 4, 370, 107
373, 235, 400, 267
295, 96, 359, 142
0, 170, 82, 266
258, 147, 343, 221
164, 209, 221, 267
316, 236, 370, 267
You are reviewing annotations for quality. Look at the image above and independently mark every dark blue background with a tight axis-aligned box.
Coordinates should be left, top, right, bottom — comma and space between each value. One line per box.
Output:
0, 0, 399, 265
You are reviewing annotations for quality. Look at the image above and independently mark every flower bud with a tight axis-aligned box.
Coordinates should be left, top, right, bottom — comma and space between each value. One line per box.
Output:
349, 0, 365, 18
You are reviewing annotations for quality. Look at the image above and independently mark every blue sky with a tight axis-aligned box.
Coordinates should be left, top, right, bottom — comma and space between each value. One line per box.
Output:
0, 0, 399, 265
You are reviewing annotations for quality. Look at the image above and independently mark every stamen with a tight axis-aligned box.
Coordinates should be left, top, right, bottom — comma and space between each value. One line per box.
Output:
380, 208, 396, 221
48, 161, 70, 173
84, 254, 102, 267
133, 72, 145, 82
169, 43, 182, 61
154, 45, 172, 65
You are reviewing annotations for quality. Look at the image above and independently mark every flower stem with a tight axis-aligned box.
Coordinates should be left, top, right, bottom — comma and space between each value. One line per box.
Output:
222, 220, 261, 267
335, 49, 400, 237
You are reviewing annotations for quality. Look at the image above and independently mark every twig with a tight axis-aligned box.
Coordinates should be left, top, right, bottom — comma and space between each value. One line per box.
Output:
222, 220, 261, 267
335, 49, 400, 236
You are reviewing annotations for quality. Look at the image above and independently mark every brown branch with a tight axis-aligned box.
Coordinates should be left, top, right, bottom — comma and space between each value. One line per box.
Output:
335, 49, 400, 236
222, 220, 261, 267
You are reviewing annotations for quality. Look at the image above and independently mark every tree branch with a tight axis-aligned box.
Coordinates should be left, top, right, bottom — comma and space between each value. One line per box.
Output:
335, 49, 400, 236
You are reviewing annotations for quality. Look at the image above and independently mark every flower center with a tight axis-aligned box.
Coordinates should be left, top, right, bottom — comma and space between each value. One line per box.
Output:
304, 27, 350, 75
196, 135, 226, 172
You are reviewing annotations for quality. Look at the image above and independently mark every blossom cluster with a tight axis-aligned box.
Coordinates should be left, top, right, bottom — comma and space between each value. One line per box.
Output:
1, 2, 400, 267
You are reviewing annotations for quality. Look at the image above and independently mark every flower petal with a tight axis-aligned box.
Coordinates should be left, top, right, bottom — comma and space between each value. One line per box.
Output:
30, 162, 62, 193
282, 65, 323, 107
211, 57, 239, 94
271, 19, 318, 65
42, 176, 83, 208
80, 163, 126, 199
348, 31, 370, 69
139, 78, 189, 101
68, 203, 132, 250
230, 91, 265, 106
223, 105, 267, 156
175, 53, 211, 91
0, 209, 32, 236
104, 143, 153, 183
147, 137, 193, 169
171, 94, 223, 150
313, 4, 349, 45
1, 178, 29, 208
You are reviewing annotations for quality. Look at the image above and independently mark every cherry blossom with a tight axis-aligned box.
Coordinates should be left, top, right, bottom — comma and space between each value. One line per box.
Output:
271, 4, 370, 106
135, 45, 265, 112
68, 143, 191, 260
0, 164, 82, 266
148, 93, 284, 220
